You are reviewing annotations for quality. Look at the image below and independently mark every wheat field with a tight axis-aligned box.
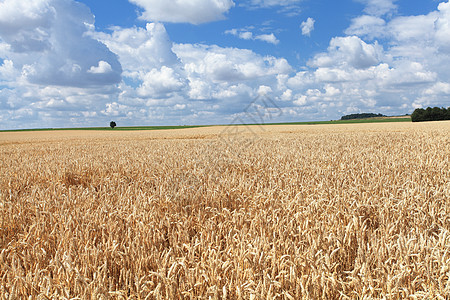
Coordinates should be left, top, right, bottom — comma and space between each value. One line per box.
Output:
1, 122, 449, 299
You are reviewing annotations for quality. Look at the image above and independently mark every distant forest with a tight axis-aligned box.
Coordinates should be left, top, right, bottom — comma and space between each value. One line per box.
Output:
411, 107, 450, 122
340, 113, 386, 120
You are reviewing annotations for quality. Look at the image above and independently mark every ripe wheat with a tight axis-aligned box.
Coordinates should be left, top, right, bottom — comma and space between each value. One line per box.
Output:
1, 122, 449, 299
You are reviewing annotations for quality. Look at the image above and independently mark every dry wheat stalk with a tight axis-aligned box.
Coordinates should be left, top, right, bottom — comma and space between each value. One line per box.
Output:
1, 122, 449, 299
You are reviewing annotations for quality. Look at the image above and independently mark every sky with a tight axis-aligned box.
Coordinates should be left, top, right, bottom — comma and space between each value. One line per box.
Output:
1, 0, 450, 129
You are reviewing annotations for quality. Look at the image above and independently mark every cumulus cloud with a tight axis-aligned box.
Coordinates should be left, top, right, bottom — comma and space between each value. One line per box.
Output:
95, 23, 188, 102
137, 66, 186, 97
174, 43, 291, 83
93, 22, 292, 123
345, 15, 386, 39
388, 14, 437, 43
0, 0, 124, 129
94, 23, 179, 79
424, 82, 450, 95
238, 31, 254, 40
0, 0, 53, 53
0, 60, 19, 84
88, 61, 113, 74
278, 1, 450, 118
0, 0, 122, 88
242, 0, 304, 16
293, 95, 307, 106
355, 0, 398, 16
255, 34, 279, 44
171, 43, 292, 108
129, 0, 235, 24
245, 0, 303, 15
280, 89, 293, 101
301, 18, 315, 36
434, 1, 450, 51
225, 28, 280, 44
248, 0, 301, 7
383, 61, 437, 86
258, 85, 272, 96
2, 0, 450, 129
309, 36, 382, 69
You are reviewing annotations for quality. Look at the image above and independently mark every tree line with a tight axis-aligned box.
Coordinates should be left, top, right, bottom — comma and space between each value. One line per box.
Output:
340, 113, 386, 120
411, 107, 450, 122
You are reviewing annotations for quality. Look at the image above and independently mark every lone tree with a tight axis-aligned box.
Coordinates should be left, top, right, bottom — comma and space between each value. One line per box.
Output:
110, 121, 117, 129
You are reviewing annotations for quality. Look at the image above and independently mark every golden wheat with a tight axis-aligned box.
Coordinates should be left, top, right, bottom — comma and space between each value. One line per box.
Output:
1, 122, 449, 299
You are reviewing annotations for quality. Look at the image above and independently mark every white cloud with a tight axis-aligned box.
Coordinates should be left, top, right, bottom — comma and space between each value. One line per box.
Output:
280, 89, 293, 101
88, 61, 112, 74
186, 79, 212, 100
0, 0, 124, 129
94, 23, 186, 100
225, 28, 280, 44
355, 0, 398, 16
286, 71, 314, 89
248, 0, 301, 7
239, 31, 253, 40
293, 95, 307, 106
174, 43, 291, 84
2, 0, 450, 129
137, 66, 186, 97
345, 15, 386, 39
102, 102, 128, 117
0, 60, 19, 83
324, 85, 341, 97
95, 23, 178, 73
245, 0, 303, 15
383, 61, 437, 86
0, 0, 122, 87
93, 23, 292, 123
258, 85, 272, 96
0, 0, 53, 53
129, 0, 235, 24
434, 1, 450, 51
310, 36, 382, 69
241, 0, 304, 17
255, 33, 279, 45
388, 14, 437, 43
424, 82, 450, 96
301, 18, 315, 37
281, 0, 450, 118
348, 1, 450, 52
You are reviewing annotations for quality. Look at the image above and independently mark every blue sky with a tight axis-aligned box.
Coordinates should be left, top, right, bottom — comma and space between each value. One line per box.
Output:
1, 0, 450, 129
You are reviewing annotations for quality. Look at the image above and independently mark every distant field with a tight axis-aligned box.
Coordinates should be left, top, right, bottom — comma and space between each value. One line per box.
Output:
0, 116, 411, 132
1, 121, 449, 298
0, 124, 207, 132
264, 115, 411, 126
